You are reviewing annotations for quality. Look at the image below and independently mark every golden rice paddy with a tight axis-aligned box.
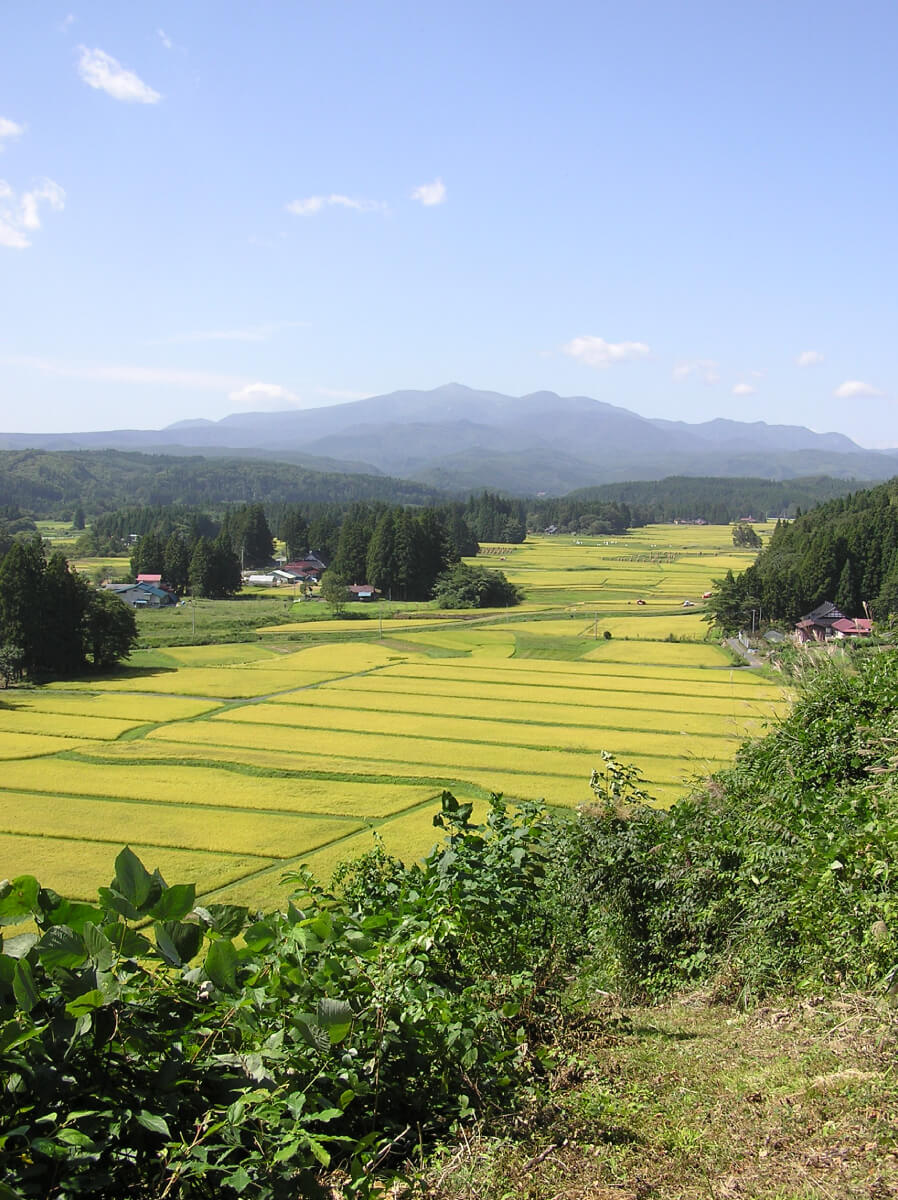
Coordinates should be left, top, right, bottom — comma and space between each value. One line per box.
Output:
0, 525, 784, 906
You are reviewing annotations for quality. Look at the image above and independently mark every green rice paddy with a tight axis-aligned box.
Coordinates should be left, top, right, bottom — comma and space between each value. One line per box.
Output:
0, 525, 784, 907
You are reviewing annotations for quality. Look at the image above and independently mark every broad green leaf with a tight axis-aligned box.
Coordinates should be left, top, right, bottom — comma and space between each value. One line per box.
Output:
306, 1136, 331, 1167
112, 848, 154, 910
203, 904, 248, 938
0, 876, 40, 926
305, 1107, 342, 1123
36, 925, 87, 971
223, 1166, 251, 1194
95, 970, 121, 1003
65, 989, 106, 1017
161, 920, 203, 964
0, 1181, 25, 1200
82, 923, 114, 970
316, 997, 353, 1044
0, 1019, 41, 1053
293, 1015, 330, 1054
2, 932, 37, 960
97, 887, 139, 922
12, 959, 38, 1013
136, 1110, 171, 1138
243, 920, 276, 951
103, 923, 150, 958
272, 1138, 301, 1163
39, 894, 106, 934
205, 938, 238, 992
148, 883, 196, 923
152, 923, 182, 967
55, 1128, 97, 1148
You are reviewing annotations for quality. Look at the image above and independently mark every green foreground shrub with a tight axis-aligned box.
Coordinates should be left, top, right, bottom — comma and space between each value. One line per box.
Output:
569, 655, 898, 1000
0, 794, 574, 1198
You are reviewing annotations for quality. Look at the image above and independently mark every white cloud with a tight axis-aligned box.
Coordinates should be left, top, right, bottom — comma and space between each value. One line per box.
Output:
562, 335, 651, 369
0, 178, 65, 249
411, 178, 447, 206
58, 13, 75, 32
672, 358, 719, 384
3, 355, 244, 390
732, 383, 756, 396
834, 379, 883, 398
285, 193, 385, 216
0, 118, 24, 151
796, 350, 824, 367
228, 382, 300, 409
77, 46, 161, 104
157, 28, 173, 50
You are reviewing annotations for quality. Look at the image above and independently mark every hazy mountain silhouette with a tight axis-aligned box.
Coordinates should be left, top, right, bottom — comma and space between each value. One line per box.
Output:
3, 383, 895, 494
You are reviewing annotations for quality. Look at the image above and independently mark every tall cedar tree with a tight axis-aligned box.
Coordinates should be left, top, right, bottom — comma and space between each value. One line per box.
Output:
278, 509, 309, 561
0, 537, 136, 676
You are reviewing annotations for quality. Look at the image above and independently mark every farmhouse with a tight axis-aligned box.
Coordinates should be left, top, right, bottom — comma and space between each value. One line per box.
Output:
283, 561, 324, 582
103, 581, 177, 608
795, 601, 844, 642
794, 602, 872, 643
348, 584, 378, 601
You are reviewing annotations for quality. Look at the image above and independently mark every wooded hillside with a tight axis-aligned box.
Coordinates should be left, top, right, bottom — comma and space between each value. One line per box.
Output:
705, 475, 898, 629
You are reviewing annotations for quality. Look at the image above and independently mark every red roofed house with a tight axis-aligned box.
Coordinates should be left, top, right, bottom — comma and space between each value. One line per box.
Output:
795, 602, 872, 643
831, 617, 873, 638
348, 584, 378, 601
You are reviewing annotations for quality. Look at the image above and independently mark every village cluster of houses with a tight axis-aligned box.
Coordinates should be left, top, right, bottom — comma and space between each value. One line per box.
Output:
243, 556, 326, 589
101, 554, 382, 608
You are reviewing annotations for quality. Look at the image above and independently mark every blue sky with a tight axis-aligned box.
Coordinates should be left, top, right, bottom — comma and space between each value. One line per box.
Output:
2, 1, 898, 443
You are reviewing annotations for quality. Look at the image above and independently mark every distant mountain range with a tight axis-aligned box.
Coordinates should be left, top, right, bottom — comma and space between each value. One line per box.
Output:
3, 383, 897, 495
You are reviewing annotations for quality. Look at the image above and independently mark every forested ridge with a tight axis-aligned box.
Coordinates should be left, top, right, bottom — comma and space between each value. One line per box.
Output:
549, 473, 868, 526
0, 447, 868, 531
0, 449, 445, 518
706, 474, 898, 630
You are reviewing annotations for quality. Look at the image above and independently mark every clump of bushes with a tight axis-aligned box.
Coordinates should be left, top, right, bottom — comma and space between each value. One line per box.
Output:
567, 656, 898, 1000
0, 795, 575, 1198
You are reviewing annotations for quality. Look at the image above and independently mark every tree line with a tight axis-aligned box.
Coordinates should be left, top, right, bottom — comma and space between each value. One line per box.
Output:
0, 537, 137, 683
543, 474, 866, 527
325, 502, 479, 601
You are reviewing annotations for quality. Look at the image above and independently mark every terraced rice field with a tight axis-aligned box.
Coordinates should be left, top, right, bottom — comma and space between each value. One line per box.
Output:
0, 526, 785, 908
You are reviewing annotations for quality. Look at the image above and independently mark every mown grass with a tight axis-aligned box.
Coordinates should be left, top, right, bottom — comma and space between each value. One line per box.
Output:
415, 994, 898, 1200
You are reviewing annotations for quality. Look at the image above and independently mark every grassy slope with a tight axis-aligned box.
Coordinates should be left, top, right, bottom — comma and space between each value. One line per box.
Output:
419, 994, 898, 1199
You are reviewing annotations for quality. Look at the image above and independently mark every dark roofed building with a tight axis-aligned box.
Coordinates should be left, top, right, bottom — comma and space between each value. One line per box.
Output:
795, 601, 845, 643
